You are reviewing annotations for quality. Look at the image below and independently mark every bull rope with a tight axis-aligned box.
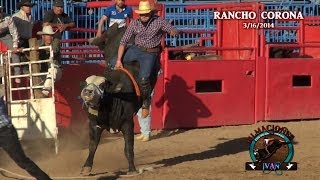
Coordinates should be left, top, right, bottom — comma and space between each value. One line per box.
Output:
0, 166, 154, 179
117, 67, 141, 98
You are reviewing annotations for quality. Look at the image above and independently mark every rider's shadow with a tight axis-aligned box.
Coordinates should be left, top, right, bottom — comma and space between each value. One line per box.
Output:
152, 137, 248, 168
155, 75, 212, 129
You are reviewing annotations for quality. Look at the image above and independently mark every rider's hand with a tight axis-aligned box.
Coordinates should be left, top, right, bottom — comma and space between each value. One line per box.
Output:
170, 29, 179, 37
115, 60, 123, 69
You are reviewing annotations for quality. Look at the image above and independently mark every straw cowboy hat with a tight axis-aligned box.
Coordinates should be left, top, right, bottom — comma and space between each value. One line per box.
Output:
134, 1, 154, 14
37, 25, 55, 35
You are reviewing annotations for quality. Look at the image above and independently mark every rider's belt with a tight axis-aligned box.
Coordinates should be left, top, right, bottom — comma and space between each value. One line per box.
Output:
138, 46, 161, 53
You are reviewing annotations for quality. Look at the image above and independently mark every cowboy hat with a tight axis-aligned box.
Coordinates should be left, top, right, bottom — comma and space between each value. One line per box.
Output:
134, 1, 154, 14
17, 0, 35, 9
37, 25, 55, 35
53, 0, 64, 7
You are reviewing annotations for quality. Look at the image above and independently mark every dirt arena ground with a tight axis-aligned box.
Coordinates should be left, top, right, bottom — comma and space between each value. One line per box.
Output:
1, 120, 319, 180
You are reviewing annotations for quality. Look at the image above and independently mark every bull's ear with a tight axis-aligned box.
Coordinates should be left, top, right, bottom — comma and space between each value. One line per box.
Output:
80, 81, 87, 90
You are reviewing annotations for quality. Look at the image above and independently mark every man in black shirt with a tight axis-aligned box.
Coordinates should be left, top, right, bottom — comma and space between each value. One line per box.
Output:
42, 0, 75, 62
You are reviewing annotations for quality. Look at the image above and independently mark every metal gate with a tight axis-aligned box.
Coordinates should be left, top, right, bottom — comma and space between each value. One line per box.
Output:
1, 46, 59, 153
158, 2, 261, 129
162, 46, 256, 129
264, 44, 320, 120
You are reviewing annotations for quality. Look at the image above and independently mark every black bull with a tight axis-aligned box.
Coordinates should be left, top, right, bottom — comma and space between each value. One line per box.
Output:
81, 23, 159, 175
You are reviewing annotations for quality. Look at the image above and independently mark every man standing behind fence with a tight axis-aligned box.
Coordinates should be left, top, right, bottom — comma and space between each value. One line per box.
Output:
42, 0, 75, 63
0, 96, 52, 180
0, 6, 21, 83
12, 0, 34, 48
92, 0, 133, 68
37, 25, 62, 96
96, 0, 133, 38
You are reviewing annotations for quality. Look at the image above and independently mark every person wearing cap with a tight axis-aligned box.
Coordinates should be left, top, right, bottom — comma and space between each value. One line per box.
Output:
90, 0, 132, 70
37, 25, 62, 96
0, 6, 21, 83
116, 1, 178, 119
0, 96, 52, 180
96, 0, 133, 38
12, 0, 34, 48
43, 0, 75, 63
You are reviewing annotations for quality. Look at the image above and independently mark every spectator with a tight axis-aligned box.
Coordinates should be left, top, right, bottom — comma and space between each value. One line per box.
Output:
12, 0, 34, 48
42, 0, 75, 63
136, 105, 152, 142
0, 6, 21, 83
37, 25, 62, 96
96, 0, 133, 38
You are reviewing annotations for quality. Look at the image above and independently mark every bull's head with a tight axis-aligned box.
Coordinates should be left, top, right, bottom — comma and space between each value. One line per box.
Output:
80, 75, 106, 109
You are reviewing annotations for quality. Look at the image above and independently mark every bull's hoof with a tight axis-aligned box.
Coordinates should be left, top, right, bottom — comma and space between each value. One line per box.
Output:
80, 166, 92, 176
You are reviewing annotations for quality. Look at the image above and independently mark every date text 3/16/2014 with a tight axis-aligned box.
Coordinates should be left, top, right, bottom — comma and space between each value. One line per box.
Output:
243, 22, 275, 29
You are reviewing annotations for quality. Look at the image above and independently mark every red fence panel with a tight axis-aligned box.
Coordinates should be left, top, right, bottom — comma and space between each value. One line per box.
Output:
54, 63, 164, 132
216, 3, 261, 60
264, 44, 320, 120
299, 16, 320, 58
0, 41, 8, 52
186, 2, 261, 60
54, 64, 106, 128
161, 47, 256, 129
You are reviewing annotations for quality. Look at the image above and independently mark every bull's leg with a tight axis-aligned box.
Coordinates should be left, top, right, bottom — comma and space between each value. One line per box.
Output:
81, 118, 103, 175
121, 120, 137, 173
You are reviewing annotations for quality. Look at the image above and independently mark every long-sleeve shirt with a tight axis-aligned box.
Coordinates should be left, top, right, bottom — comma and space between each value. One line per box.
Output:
120, 16, 177, 49
12, 10, 33, 40
0, 16, 19, 48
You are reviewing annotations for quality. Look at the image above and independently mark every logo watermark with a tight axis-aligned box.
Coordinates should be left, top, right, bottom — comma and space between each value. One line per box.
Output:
245, 125, 298, 175
213, 10, 304, 29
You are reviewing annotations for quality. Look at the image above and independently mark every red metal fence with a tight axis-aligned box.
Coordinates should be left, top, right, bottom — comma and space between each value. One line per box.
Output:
3, 2, 320, 133
162, 47, 256, 128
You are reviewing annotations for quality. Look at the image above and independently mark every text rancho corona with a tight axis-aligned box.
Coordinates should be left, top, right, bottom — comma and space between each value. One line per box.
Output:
213, 11, 304, 20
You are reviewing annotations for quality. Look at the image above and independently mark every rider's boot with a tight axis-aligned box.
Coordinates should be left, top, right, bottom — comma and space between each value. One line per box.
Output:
139, 78, 152, 118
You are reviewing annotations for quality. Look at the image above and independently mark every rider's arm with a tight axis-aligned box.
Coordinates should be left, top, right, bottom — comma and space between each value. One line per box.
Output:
97, 15, 108, 37
117, 45, 126, 63
117, 21, 135, 62
161, 19, 179, 37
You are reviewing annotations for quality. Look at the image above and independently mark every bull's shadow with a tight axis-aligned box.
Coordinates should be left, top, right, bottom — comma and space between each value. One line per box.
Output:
153, 137, 248, 167
155, 75, 212, 133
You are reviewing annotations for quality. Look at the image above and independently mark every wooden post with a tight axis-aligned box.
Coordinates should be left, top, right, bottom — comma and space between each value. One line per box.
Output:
29, 38, 44, 98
